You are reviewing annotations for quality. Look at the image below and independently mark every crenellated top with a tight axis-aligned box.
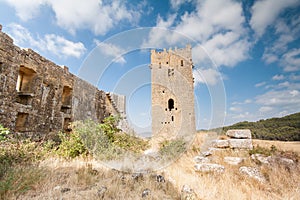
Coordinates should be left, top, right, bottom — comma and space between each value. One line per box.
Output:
150, 44, 193, 69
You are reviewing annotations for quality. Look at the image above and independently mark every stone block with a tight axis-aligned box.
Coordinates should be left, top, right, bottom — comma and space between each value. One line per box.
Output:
228, 139, 253, 149
226, 129, 251, 139
212, 139, 229, 148
194, 163, 225, 173
239, 166, 266, 183
224, 157, 244, 165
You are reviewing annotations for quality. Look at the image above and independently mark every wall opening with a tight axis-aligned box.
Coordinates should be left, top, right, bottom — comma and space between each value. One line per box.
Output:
181, 60, 183, 66
171, 116, 174, 121
61, 86, 72, 113
15, 112, 29, 132
168, 98, 174, 111
16, 66, 36, 93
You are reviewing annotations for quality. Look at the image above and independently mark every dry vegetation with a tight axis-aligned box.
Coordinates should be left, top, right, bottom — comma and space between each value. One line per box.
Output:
164, 131, 300, 200
1, 123, 299, 199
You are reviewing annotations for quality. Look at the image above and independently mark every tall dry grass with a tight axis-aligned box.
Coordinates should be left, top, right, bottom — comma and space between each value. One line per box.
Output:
163, 131, 300, 200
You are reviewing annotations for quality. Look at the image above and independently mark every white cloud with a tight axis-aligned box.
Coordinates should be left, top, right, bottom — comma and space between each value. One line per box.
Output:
2, 0, 45, 21
2, 0, 139, 35
44, 34, 86, 58
256, 89, 300, 108
229, 106, 242, 112
93, 39, 126, 64
193, 68, 220, 86
281, 48, 300, 72
259, 106, 273, 113
290, 74, 300, 81
144, 0, 250, 70
169, 0, 192, 9
272, 74, 285, 81
7, 23, 86, 58
255, 81, 266, 88
250, 0, 300, 37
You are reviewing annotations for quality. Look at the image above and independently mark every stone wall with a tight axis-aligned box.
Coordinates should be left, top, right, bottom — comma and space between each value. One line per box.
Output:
0, 28, 126, 140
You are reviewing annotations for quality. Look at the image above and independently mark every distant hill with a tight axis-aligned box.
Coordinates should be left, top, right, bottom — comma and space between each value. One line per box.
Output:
216, 112, 300, 141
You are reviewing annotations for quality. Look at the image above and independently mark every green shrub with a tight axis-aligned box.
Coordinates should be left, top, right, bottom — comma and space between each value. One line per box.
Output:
0, 124, 10, 141
56, 131, 87, 159
113, 132, 149, 153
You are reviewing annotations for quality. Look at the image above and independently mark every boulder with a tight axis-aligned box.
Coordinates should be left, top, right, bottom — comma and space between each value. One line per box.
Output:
97, 186, 107, 198
212, 139, 230, 148
228, 139, 253, 149
226, 129, 252, 139
142, 188, 151, 198
224, 157, 244, 165
239, 166, 266, 183
251, 154, 271, 164
181, 185, 197, 200
195, 163, 225, 173
193, 156, 210, 163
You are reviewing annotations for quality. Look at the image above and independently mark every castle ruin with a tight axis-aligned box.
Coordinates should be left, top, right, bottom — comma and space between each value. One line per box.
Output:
0, 27, 126, 140
150, 45, 196, 145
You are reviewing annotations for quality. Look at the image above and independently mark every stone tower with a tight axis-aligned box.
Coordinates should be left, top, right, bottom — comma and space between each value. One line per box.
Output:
150, 45, 196, 146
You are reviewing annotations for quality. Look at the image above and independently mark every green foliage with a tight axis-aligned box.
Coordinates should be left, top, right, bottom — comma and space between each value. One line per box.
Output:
249, 145, 278, 156
98, 115, 120, 142
217, 112, 300, 141
113, 132, 149, 153
56, 131, 87, 159
0, 124, 10, 141
159, 138, 186, 159
72, 115, 149, 160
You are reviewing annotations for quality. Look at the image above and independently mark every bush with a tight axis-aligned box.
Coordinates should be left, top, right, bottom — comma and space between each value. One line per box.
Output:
0, 124, 10, 141
159, 138, 186, 160
56, 131, 87, 159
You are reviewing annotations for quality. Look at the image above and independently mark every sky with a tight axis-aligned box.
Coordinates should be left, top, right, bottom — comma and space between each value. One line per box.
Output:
0, 0, 300, 135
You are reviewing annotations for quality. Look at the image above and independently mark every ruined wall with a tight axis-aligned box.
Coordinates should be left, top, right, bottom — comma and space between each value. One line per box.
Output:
0, 27, 126, 140
150, 45, 196, 145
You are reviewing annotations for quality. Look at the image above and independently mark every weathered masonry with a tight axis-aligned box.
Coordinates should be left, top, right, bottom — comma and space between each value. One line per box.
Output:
150, 45, 196, 144
0, 26, 126, 140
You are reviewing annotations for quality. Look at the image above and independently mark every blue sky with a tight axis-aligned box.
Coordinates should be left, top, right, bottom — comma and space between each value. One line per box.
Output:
1, 0, 300, 135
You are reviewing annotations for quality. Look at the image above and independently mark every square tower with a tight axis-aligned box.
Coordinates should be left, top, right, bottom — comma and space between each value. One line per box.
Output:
150, 45, 196, 146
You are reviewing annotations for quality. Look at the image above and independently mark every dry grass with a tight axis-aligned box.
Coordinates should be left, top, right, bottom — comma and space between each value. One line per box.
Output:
2, 132, 300, 200
163, 131, 300, 200
253, 139, 300, 153
16, 159, 180, 200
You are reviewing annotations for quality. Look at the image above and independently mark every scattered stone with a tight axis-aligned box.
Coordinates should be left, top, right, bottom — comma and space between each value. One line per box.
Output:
53, 186, 61, 190
212, 139, 230, 148
61, 188, 71, 193
181, 185, 197, 200
201, 150, 212, 157
132, 173, 143, 181
251, 154, 271, 164
228, 139, 253, 150
224, 157, 244, 165
226, 129, 252, 139
239, 166, 266, 183
156, 174, 165, 182
97, 186, 107, 198
194, 163, 225, 173
194, 155, 210, 163
277, 157, 294, 166
142, 188, 151, 198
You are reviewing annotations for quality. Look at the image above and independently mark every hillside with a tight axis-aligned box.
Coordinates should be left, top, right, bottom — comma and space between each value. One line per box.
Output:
218, 112, 300, 141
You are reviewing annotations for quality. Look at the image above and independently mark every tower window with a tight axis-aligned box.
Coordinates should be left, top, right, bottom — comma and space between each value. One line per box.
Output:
171, 116, 174, 121
168, 98, 174, 111
181, 60, 183, 66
